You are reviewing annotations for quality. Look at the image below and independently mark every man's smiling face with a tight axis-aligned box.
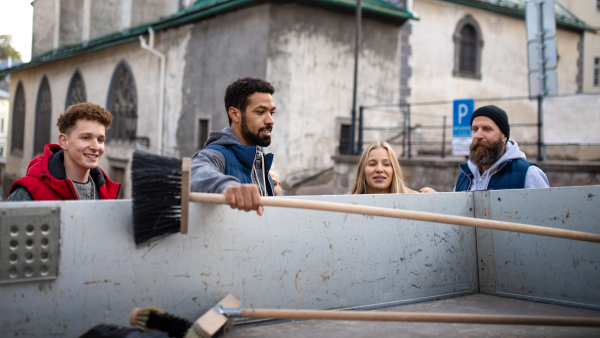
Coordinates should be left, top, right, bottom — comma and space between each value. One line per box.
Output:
61, 119, 106, 173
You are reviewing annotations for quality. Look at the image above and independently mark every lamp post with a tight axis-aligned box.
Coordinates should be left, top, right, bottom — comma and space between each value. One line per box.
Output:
348, 0, 362, 155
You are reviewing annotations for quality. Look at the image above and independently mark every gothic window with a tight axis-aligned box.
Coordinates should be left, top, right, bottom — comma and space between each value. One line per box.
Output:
11, 82, 25, 156
453, 15, 483, 79
33, 76, 52, 156
106, 61, 137, 142
66, 70, 87, 108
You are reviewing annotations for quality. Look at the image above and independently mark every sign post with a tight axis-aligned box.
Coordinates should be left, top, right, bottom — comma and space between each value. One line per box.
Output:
452, 99, 474, 156
526, 0, 557, 161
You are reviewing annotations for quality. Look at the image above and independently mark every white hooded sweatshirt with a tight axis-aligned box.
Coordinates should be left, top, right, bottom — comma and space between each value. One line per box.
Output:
455, 140, 550, 191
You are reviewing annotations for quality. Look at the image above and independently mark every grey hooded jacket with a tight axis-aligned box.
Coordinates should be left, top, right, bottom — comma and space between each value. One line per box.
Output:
190, 127, 271, 195
454, 140, 550, 191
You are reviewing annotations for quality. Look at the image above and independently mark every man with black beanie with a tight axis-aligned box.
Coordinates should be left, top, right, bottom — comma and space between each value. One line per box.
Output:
454, 105, 549, 191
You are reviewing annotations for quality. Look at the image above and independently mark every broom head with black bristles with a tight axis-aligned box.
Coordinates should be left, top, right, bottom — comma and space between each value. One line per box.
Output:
132, 150, 186, 245
130, 306, 193, 338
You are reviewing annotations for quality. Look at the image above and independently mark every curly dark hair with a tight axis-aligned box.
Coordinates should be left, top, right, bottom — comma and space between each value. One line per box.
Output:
57, 102, 113, 135
224, 77, 275, 125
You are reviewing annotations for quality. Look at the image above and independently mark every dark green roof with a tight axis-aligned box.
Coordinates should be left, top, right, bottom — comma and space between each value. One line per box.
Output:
0, 0, 415, 76
444, 0, 595, 32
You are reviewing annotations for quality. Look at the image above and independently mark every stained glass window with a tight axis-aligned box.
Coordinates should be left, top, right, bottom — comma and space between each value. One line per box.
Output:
66, 70, 87, 108
107, 61, 137, 141
11, 82, 25, 156
33, 77, 52, 156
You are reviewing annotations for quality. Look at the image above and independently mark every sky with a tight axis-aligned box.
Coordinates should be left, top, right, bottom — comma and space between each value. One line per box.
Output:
0, 0, 34, 62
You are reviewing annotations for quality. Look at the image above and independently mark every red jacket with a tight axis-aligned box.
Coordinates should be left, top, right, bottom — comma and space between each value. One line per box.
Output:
11, 144, 120, 200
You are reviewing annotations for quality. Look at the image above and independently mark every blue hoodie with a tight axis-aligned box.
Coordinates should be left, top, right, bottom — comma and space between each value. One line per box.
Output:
190, 127, 274, 195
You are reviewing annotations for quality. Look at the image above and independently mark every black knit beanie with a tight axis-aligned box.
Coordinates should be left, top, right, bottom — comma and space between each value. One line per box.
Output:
470, 105, 510, 139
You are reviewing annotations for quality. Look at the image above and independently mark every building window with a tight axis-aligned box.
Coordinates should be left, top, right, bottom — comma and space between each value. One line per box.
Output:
1, 118, 4, 133
597, 0, 600, 13
338, 124, 351, 155
0, 147, 3, 157
34, 76, 52, 156
198, 119, 209, 150
459, 25, 477, 72
106, 61, 137, 142
594, 57, 600, 87
11, 82, 25, 156
66, 70, 87, 108
453, 15, 483, 79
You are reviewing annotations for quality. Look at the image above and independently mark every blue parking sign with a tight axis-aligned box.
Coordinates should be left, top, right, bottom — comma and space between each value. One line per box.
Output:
453, 99, 474, 137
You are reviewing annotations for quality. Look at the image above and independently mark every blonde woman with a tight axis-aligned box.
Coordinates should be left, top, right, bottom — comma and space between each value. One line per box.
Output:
348, 142, 436, 194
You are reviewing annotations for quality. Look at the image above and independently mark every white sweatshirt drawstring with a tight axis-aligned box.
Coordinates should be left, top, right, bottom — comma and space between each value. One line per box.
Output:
252, 148, 268, 196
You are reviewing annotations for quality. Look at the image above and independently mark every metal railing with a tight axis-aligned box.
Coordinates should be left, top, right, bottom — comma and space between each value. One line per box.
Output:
351, 93, 600, 159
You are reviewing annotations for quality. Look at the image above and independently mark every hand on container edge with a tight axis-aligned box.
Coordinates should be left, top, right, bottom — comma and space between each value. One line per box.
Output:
420, 187, 437, 193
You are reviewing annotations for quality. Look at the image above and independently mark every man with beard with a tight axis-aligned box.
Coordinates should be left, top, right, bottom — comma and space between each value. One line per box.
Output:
190, 77, 276, 215
454, 105, 549, 191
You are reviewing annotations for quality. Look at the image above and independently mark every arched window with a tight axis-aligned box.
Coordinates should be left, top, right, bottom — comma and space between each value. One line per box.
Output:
11, 82, 25, 156
106, 61, 137, 142
66, 70, 87, 108
33, 76, 52, 156
453, 15, 483, 79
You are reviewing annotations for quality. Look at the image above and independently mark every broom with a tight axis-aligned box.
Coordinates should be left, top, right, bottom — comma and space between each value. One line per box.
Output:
130, 307, 193, 338
131, 151, 600, 245
184, 294, 600, 338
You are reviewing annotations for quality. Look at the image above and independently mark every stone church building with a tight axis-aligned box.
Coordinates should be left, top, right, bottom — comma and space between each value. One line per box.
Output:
0, 0, 595, 197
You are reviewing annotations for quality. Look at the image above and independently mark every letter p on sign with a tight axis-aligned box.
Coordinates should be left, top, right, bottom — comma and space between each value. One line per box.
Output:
458, 104, 469, 124
453, 99, 474, 137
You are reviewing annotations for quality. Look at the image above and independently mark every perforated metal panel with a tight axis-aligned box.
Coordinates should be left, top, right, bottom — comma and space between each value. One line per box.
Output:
0, 207, 60, 284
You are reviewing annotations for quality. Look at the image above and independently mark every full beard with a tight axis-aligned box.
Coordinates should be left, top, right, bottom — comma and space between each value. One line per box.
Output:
241, 112, 272, 147
469, 136, 505, 172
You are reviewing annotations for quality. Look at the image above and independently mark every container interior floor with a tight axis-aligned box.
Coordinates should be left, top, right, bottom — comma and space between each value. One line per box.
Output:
227, 294, 600, 338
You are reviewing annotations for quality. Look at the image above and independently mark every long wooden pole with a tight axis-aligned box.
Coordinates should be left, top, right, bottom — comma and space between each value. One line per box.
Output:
239, 308, 600, 327
190, 193, 600, 244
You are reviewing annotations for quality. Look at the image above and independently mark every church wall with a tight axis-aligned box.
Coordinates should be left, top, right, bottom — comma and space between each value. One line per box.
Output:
32, 0, 57, 57
59, 0, 84, 48
178, 5, 271, 158
266, 3, 403, 185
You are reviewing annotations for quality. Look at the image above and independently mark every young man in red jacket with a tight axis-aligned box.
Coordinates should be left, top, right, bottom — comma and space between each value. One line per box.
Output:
7, 102, 120, 201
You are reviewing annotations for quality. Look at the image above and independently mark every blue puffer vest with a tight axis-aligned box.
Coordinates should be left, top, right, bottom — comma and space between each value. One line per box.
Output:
205, 144, 275, 196
454, 158, 544, 191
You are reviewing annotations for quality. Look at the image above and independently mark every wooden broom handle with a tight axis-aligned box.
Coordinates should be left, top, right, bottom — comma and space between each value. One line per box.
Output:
189, 192, 600, 244
239, 308, 600, 327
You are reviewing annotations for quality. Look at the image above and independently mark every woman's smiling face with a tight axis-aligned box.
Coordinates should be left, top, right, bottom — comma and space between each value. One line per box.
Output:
364, 147, 394, 194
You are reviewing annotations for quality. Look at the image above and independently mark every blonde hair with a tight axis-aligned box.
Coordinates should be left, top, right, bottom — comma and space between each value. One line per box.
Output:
348, 141, 415, 194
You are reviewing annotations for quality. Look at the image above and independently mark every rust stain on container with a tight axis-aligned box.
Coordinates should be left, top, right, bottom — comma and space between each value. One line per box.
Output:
84, 279, 110, 285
